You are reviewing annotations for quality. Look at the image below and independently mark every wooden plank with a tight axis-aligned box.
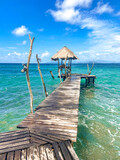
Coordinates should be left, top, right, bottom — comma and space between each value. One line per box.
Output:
26, 146, 34, 160
39, 145, 47, 160
30, 132, 54, 143
21, 149, 27, 160
0, 137, 30, 149
33, 146, 40, 160
0, 143, 32, 154
17, 75, 80, 143
52, 143, 64, 160
0, 153, 6, 160
64, 140, 79, 160
7, 151, 14, 160
59, 141, 72, 160
30, 137, 47, 145
24, 121, 77, 130
41, 133, 68, 141
14, 150, 21, 160
31, 130, 76, 142
30, 127, 77, 142
0, 129, 29, 137
30, 130, 60, 142
45, 144, 55, 160
0, 133, 29, 143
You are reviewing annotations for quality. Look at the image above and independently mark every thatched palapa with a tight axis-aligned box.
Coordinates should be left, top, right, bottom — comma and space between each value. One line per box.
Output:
51, 46, 78, 61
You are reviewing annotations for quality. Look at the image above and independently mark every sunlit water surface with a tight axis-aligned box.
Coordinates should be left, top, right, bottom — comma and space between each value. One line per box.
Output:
0, 63, 120, 160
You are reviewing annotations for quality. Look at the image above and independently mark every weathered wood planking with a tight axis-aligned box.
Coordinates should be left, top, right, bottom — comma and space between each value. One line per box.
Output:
0, 129, 79, 160
17, 75, 81, 142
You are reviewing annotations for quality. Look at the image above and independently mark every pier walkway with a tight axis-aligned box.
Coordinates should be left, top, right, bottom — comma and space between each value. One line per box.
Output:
17, 75, 81, 142
0, 75, 81, 160
0, 74, 96, 159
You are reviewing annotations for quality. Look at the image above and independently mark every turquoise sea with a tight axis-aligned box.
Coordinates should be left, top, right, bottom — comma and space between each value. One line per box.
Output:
0, 63, 120, 160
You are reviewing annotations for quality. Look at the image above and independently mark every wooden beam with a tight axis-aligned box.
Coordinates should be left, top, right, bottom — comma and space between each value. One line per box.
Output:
36, 54, 48, 97
58, 68, 62, 83
50, 71, 54, 79
88, 63, 94, 75
65, 58, 67, 78
21, 34, 35, 113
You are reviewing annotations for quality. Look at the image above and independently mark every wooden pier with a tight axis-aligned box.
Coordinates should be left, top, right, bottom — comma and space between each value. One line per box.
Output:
0, 129, 79, 160
0, 74, 96, 159
0, 75, 81, 160
17, 75, 81, 142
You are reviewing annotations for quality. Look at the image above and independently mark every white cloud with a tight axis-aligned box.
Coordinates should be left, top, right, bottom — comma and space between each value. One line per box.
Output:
93, 2, 113, 15
77, 50, 90, 55
12, 25, 32, 36
8, 52, 21, 56
22, 40, 27, 45
41, 51, 50, 59
50, 8, 81, 24
65, 27, 78, 32
56, 0, 92, 9
38, 28, 44, 32
49, 0, 92, 24
8, 52, 28, 57
116, 11, 120, 16
49, 0, 120, 62
17, 40, 27, 45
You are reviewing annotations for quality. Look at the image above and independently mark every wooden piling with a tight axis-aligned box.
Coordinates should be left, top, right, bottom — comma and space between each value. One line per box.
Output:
36, 54, 48, 97
65, 57, 67, 78
58, 68, 62, 83
50, 71, 54, 79
21, 34, 35, 113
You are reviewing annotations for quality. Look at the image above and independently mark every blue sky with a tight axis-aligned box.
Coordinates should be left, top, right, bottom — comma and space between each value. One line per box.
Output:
0, 0, 120, 63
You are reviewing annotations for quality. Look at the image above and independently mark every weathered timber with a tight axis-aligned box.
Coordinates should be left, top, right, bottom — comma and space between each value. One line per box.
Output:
21, 35, 35, 113
36, 54, 48, 97
0, 75, 82, 159
17, 75, 80, 142
50, 71, 54, 79
0, 129, 79, 159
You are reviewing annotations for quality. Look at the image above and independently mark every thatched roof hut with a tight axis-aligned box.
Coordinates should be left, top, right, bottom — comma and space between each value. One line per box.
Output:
51, 46, 78, 61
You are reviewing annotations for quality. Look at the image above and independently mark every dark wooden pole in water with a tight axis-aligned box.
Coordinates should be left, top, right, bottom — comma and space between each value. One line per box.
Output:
85, 78, 88, 87
65, 57, 67, 78
93, 78, 95, 84
50, 71, 54, 79
36, 54, 48, 97
59, 68, 62, 83
87, 64, 89, 74
88, 63, 94, 75
21, 34, 35, 113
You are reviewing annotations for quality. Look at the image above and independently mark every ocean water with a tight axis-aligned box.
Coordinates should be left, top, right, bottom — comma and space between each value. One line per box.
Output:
0, 63, 120, 159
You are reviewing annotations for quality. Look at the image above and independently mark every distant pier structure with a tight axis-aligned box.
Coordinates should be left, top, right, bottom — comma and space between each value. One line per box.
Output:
51, 46, 79, 80
51, 46, 96, 85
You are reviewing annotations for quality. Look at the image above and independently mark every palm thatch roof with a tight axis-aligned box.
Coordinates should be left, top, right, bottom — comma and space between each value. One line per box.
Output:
51, 46, 79, 61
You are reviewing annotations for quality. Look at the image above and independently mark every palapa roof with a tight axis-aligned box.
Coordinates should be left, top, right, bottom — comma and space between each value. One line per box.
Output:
51, 46, 78, 61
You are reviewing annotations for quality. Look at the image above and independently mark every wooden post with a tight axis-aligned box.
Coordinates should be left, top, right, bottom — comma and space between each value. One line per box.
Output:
36, 54, 48, 97
50, 71, 54, 79
69, 59, 72, 76
59, 68, 62, 83
58, 59, 59, 70
88, 63, 94, 75
87, 64, 89, 74
88, 77, 90, 84
93, 78, 95, 84
21, 34, 34, 113
65, 58, 67, 78
85, 78, 88, 87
